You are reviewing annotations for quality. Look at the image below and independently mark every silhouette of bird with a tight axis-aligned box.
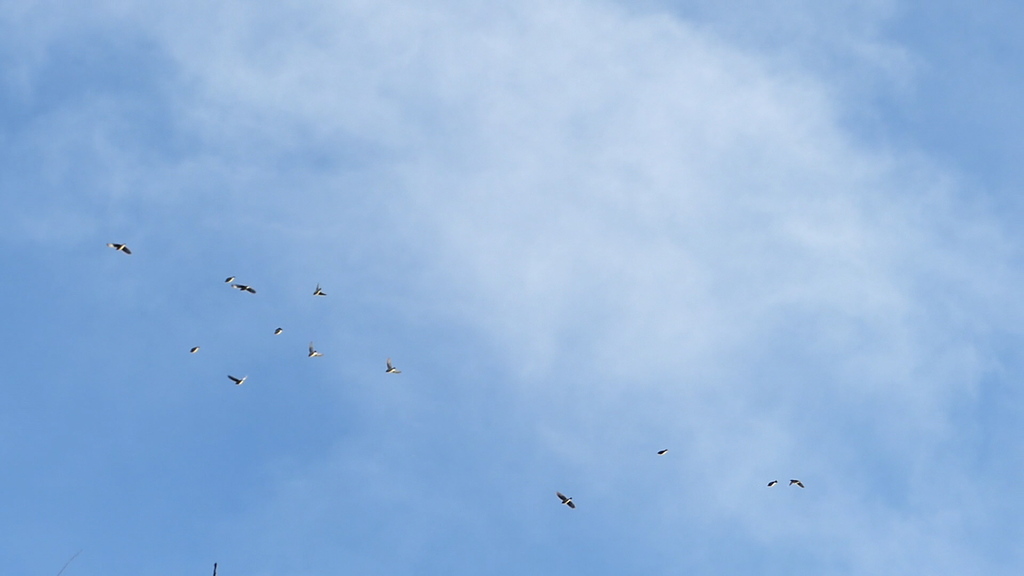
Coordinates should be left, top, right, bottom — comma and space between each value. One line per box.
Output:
212, 563, 217, 576
313, 283, 326, 296
227, 375, 247, 386
767, 480, 778, 487
386, 358, 401, 373
657, 449, 669, 455
224, 276, 235, 283
231, 283, 256, 294
106, 243, 131, 254
274, 327, 283, 335
556, 492, 576, 509
308, 342, 323, 357
790, 479, 805, 488
190, 346, 200, 354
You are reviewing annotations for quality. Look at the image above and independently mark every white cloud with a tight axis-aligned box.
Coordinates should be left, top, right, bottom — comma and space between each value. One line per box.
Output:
144, 1, 1023, 571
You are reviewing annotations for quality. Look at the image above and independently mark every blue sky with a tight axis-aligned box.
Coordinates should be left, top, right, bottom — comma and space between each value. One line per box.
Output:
2, 1, 1024, 574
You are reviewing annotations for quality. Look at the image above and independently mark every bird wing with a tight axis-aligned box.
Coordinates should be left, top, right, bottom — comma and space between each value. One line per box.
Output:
387, 358, 394, 370
567, 500, 576, 509
122, 246, 131, 254
556, 492, 568, 502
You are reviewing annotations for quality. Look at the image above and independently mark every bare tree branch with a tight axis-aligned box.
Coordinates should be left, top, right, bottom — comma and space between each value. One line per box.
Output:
55, 550, 82, 576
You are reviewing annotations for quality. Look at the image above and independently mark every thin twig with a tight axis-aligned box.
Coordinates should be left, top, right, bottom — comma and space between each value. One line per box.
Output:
55, 550, 82, 576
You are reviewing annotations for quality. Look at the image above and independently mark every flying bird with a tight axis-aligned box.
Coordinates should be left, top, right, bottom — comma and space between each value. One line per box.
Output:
213, 563, 217, 576
556, 492, 576, 509
386, 358, 401, 373
767, 480, 778, 487
313, 283, 326, 296
231, 283, 256, 294
790, 479, 805, 488
106, 243, 131, 254
224, 276, 235, 283
227, 375, 247, 386
274, 327, 283, 335
657, 449, 669, 455
308, 342, 323, 357
190, 346, 200, 354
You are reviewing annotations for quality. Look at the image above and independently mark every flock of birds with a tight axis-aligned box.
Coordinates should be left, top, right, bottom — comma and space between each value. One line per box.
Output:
555, 460, 805, 510
106, 240, 803, 576
107, 242, 402, 387
107, 241, 805, 503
